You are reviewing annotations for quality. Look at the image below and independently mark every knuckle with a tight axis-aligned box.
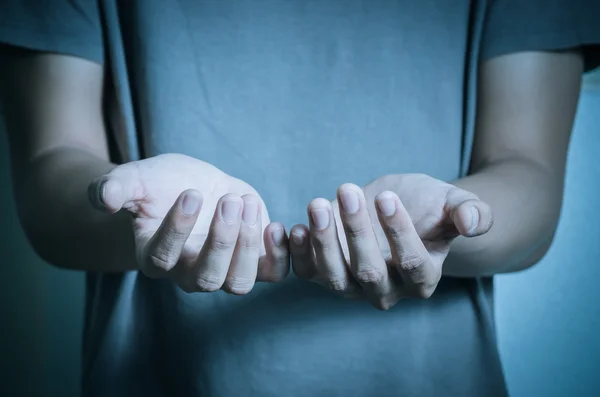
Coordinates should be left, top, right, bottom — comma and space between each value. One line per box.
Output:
399, 253, 427, 272
194, 272, 223, 292
146, 252, 175, 273
448, 187, 480, 203
355, 266, 385, 285
384, 224, 409, 240
345, 226, 370, 241
236, 233, 260, 249
311, 236, 336, 252
162, 224, 188, 242
208, 236, 237, 253
222, 277, 255, 295
320, 273, 350, 292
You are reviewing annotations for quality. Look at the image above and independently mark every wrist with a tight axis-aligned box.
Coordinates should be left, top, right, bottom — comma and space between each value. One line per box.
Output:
19, 148, 138, 272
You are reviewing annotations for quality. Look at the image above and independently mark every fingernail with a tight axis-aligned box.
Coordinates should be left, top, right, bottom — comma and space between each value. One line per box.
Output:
181, 192, 201, 216
98, 180, 108, 205
291, 232, 305, 246
310, 208, 330, 230
242, 198, 259, 226
376, 192, 396, 216
271, 226, 285, 246
339, 190, 359, 214
468, 206, 480, 234
221, 199, 241, 224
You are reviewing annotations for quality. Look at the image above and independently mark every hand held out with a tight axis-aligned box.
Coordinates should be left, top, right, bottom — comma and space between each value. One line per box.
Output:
88, 154, 290, 294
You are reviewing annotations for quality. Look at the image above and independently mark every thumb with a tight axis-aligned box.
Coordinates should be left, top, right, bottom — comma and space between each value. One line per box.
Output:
446, 188, 493, 237
88, 171, 143, 214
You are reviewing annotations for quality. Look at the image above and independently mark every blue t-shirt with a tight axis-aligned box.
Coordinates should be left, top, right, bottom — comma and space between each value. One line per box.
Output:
1, 0, 599, 396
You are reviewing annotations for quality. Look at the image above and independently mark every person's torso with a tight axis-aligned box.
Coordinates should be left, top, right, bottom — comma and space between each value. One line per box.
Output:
84, 1, 507, 396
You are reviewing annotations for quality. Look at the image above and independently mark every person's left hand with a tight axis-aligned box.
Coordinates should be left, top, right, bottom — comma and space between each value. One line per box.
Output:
290, 174, 493, 310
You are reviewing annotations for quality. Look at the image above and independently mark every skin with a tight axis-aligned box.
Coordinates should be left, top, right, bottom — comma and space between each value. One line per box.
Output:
0, 49, 289, 294
87, 154, 290, 294
290, 50, 584, 309
0, 48, 583, 308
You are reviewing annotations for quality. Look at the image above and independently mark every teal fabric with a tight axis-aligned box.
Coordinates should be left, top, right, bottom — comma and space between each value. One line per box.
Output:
1, 0, 598, 396
91, 3, 507, 396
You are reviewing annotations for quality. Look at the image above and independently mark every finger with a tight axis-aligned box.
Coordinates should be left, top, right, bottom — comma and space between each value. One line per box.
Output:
257, 222, 290, 283
140, 189, 203, 278
222, 194, 262, 295
375, 191, 440, 299
290, 224, 317, 279
308, 198, 358, 295
445, 188, 493, 237
88, 165, 144, 214
192, 194, 243, 292
337, 184, 395, 305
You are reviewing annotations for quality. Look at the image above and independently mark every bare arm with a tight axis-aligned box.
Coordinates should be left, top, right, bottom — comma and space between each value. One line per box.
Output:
1, 49, 137, 271
288, 49, 586, 308
444, 50, 584, 277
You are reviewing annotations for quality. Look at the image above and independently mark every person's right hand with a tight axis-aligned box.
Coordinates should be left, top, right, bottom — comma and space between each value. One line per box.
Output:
87, 153, 289, 294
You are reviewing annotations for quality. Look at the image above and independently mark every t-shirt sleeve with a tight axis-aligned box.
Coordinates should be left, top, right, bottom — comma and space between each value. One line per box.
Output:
0, 0, 104, 64
480, 0, 600, 72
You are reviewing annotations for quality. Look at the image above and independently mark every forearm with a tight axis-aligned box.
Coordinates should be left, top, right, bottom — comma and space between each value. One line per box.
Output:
14, 147, 137, 272
443, 158, 564, 277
